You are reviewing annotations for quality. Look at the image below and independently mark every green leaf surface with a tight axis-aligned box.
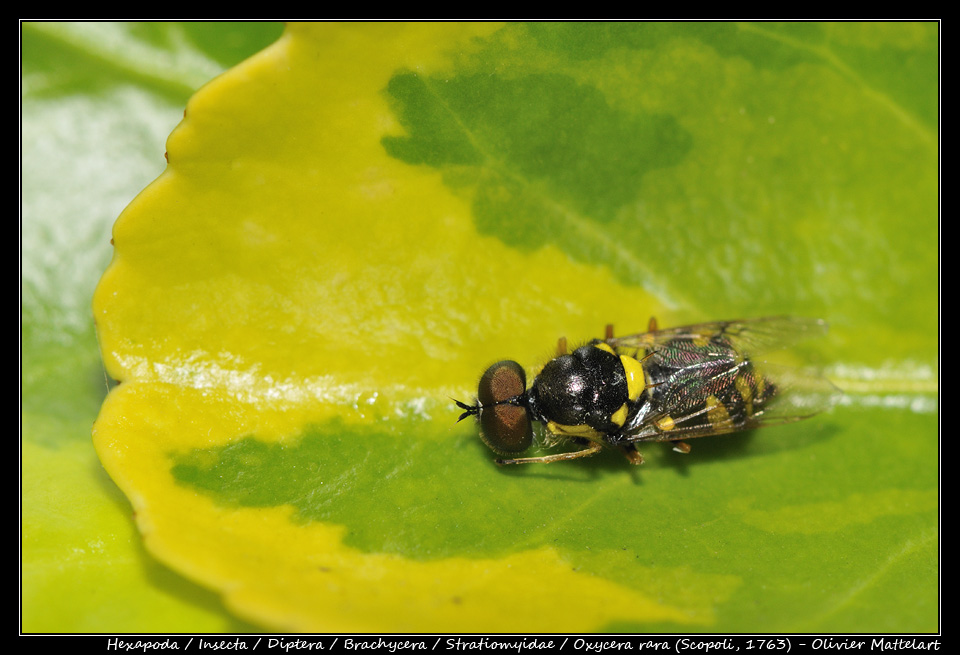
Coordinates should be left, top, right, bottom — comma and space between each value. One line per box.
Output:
21, 21, 284, 633
25, 21, 938, 633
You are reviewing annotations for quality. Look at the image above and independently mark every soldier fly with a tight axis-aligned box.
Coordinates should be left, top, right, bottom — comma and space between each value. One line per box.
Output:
455, 317, 836, 465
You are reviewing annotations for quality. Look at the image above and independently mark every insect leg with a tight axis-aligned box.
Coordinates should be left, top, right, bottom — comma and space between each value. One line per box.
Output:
671, 440, 692, 454
617, 443, 645, 465
605, 324, 615, 340
648, 316, 659, 332
556, 336, 568, 356
496, 441, 603, 465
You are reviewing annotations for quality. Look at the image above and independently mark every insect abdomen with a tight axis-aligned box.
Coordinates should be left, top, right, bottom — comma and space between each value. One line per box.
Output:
632, 340, 778, 438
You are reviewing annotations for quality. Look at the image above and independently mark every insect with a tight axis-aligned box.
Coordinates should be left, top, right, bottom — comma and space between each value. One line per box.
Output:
455, 316, 836, 465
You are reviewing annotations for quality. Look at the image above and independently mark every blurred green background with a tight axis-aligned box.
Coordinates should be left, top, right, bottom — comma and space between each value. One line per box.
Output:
22, 22, 284, 632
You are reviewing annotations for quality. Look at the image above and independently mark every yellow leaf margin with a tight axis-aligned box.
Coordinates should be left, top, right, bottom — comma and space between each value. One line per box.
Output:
92, 23, 694, 632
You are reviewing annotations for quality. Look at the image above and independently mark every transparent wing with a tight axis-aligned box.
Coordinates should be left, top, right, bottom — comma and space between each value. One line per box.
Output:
606, 316, 828, 360
745, 363, 842, 423
607, 317, 837, 443
628, 363, 840, 443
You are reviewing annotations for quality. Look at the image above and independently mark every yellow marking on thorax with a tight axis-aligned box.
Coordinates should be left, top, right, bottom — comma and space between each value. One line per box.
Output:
594, 342, 615, 355
620, 355, 645, 401
610, 403, 629, 427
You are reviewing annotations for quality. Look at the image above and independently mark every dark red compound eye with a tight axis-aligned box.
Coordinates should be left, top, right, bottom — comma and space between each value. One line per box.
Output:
476, 361, 533, 455
477, 360, 526, 405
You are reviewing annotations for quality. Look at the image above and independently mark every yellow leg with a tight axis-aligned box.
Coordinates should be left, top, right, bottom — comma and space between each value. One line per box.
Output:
496, 441, 603, 465
648, 316, 659, 332
556, 336, 568, 356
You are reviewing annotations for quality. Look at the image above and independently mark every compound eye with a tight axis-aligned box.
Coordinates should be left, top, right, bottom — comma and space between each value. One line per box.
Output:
478, 360, 526, 406
477, 361, 532, 455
